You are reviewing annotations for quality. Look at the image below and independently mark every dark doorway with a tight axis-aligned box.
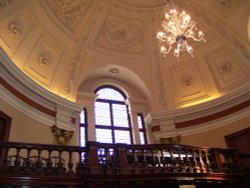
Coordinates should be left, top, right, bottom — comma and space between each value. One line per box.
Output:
0, 111, 11, 141
0, 111, 11, 162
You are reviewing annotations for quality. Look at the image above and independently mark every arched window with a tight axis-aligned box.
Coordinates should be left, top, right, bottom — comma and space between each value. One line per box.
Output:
94, 86, 132, 144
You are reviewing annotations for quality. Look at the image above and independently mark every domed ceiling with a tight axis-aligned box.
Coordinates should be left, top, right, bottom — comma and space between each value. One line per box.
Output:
0, 0, 250, 111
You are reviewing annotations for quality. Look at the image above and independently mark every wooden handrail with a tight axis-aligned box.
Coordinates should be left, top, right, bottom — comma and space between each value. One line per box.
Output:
0, 141, 247, 176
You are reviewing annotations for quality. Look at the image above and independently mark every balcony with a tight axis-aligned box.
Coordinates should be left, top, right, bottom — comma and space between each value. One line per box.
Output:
0, 141, 249, 188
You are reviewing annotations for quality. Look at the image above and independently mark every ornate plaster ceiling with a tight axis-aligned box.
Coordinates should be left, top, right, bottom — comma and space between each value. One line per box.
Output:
0, 0, 249, 111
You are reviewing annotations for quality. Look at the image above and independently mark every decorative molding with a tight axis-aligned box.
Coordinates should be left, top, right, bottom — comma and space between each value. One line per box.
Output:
62, 58, 77, 98
206, 48, 249, 92
127, 98, 149, 112
62, 1, 106, 98
159, 135, 181, 144
51, 125, 74, 145
8, 22, 21, 37
0, 48, 82, 130
182, 75, 193, 87
0, 0, 12, 10
102, 20, 142, 49
1, 86, 55, 127
217, 0, 231, 10
217, 62, 232, 75
153, 51, 168, 111
48, 0, 89, 26
113, 0, 164, 14
175, 0, 250, 63
38, 54, 49, 66
145, 84, 250, 138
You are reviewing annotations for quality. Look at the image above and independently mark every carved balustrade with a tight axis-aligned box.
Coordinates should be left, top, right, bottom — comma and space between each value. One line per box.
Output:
0, 141, 87, 176
0, 141, 246, 176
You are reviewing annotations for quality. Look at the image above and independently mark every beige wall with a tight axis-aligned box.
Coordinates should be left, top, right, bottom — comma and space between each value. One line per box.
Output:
181, 116, 250, 148
1, 96, 249, 148
1, 98, 53, 144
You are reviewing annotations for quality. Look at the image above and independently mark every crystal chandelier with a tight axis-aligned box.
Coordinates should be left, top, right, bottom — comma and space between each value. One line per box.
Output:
157, 5, 205, 58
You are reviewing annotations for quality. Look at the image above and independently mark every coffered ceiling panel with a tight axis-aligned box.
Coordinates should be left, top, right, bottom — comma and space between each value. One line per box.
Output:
206, 47, 249, 92
94, 13, 145, 54
169, 60, 210, 106
23, 32, 65, 88
0, 5, 36, 58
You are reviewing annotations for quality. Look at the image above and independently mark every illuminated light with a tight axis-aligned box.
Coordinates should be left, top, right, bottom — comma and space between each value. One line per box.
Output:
179, 95, 222, 108
156, 3, 206, 58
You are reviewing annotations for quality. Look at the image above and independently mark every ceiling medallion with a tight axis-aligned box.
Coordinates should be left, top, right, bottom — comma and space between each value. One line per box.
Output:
156, 1, 206, 58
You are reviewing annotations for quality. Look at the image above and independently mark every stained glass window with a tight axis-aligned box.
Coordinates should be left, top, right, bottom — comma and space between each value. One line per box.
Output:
95, 86, 132, 144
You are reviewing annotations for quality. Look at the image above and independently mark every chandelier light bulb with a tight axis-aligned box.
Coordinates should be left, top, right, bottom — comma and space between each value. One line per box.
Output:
157, 4, 206, 58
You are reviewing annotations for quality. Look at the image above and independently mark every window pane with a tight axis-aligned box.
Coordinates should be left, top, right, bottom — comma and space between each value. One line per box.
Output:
137, 115, 143, 129
139, 132, 145, 145
96, 88, 125, 101
95, 102, 111, 126
96, 129, 112, 143
114, 130, 131, 144
80, 111, 85, 124
112, 104, 129, 127
80, 127, 86, 147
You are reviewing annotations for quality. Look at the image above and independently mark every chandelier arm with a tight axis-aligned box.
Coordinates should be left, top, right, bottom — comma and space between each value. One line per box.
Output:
189, 35, 204, 41
184, 22, 196, 36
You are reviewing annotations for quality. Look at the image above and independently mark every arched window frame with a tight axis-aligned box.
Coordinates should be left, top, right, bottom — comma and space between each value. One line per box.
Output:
94, 85, 133, 144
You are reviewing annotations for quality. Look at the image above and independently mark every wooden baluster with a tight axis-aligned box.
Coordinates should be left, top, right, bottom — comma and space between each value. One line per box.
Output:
149, 149, 153, 167
137, 149, 143, 170
160, 149, 166, 172
67, 150, 74, 175
109, 148, 117, 174
58, 150, 63, 168
143, 149, 147, 168
192, 149, 200, 172
169, 147, 176, 172
184, 148, 192, 172
15, 147, 21, 168
198, 150, 206, 172
223, 150, 231, 173
204, 150, 212, 172
36, 149, 42, 168
99, 148, 106, 174
46, 149, 53, 173
105, 148, 111, 174
3, 146, 10, 167
25, 148, 32, 170
150, 149, 156, 173
177, 147, 183, 172
77, 149, 86, 174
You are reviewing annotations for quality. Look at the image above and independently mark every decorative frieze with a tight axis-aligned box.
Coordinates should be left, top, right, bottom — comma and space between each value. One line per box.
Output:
48, 0, 89, 26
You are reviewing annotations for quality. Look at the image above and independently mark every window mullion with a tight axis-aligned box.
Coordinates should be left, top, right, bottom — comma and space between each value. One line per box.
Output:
110, 102, 115, 143
126, 105, 133, 144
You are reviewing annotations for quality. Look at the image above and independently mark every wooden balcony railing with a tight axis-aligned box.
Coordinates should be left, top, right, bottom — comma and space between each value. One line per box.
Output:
0, 141, 249, 187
